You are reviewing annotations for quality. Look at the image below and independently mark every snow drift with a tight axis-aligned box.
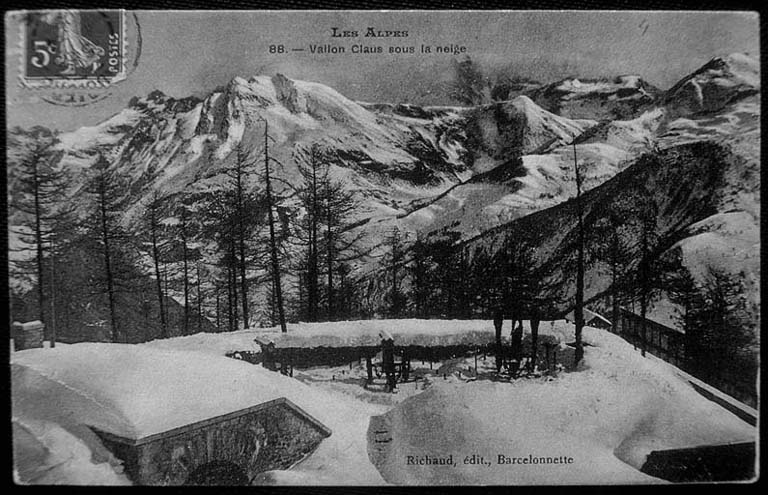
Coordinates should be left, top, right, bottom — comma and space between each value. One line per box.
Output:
367, 327, 755, 485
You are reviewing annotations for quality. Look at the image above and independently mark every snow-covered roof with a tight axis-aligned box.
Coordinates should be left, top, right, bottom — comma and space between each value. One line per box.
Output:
11, 344, 323, 441
251, 319, 570, 349
141, 327, 264, 355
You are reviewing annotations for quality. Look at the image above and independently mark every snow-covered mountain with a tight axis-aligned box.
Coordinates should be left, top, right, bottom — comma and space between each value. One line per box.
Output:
525, 74, 662, 120
7, 53, 760, 332
54, 74, 473, 227
663, 53, 760, 118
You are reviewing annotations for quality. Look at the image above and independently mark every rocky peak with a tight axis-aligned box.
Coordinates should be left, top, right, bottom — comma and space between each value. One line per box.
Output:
664, 53, 759, 117
271, 73, 302, 113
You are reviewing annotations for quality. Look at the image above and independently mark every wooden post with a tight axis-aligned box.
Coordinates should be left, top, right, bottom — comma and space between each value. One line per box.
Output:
402, 348, 410, 382
365, 354, 373, 384
553, 349, 557, 371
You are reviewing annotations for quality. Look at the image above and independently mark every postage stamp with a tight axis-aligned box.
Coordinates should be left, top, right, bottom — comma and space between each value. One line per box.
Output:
13, 9, 139, 106
19, 10, 127, 89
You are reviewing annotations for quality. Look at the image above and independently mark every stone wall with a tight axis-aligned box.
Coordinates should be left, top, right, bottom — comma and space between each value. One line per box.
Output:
12, 321, 44, 351
94, 400, 329, 485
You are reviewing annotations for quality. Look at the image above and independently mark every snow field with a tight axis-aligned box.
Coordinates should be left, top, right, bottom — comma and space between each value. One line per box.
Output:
368, 326, 755, 485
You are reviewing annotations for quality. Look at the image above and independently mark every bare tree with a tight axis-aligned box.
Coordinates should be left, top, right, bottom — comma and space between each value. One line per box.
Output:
85, 154, 132, 342
294, 144, 324, 321
257, 119, 287, 332
143, 191, 168, 338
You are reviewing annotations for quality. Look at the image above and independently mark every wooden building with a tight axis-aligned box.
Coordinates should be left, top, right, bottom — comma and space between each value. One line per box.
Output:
615, 308, 685, 367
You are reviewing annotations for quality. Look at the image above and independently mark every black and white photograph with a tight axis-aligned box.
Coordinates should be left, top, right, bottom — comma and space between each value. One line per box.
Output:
5, 8, 760, 485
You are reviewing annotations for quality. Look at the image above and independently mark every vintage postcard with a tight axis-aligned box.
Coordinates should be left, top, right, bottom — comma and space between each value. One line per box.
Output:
6, 9, 759, 485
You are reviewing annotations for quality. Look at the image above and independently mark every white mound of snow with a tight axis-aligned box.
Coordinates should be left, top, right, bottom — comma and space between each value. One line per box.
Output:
368, 327, 755, 485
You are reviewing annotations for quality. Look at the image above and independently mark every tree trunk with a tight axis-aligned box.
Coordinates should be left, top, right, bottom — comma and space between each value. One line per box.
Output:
610, 234, 619, 333
573, 142, 585, 366
307, 148, 319, 321
639, 227, 649, 357
50, 237, 56, 347
230, 240, 239, 330
227, 261, 234, 332
151, 216, 167, 338
326, 225, 334, 319
235, 150, 250, 328
325, 179, 334, 319
99, 176, 119, 343
164, 268, 169, 330
181, 210, 190, 335
33, 162, 46, 334
196, 262, 202, 332
529, 317, 540, 372
215, 286, 221, 331
263, 121, 287, 332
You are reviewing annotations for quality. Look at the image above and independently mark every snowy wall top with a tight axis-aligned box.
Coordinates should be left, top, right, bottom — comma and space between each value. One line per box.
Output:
252, 319, 572, 349
11, 344, 302, 440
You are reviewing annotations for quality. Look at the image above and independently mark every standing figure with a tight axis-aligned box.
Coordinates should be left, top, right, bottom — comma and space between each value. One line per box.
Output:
42, 10, 105, 74
493, 307, 505, 373
510, 320, 524, 377
381, 336, 397, 392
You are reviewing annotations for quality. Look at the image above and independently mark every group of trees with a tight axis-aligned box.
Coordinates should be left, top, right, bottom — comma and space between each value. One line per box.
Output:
9, 126, 219, 343
667, 258, 758, 399
291, 144, 365, 323
8, 120, 369, 342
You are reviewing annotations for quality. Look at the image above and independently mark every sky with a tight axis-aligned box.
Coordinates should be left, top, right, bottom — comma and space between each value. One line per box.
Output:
5, 10, 759, 131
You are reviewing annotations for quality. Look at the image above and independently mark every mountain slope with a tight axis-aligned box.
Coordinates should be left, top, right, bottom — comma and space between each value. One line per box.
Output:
462, 138, 759, 325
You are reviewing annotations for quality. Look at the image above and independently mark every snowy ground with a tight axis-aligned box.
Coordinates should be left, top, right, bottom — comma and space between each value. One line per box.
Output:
367, 327, 756, 485
11, 319, 757, 485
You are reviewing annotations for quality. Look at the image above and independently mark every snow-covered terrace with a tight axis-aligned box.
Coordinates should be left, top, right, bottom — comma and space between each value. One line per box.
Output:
249, 319, 573, 349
